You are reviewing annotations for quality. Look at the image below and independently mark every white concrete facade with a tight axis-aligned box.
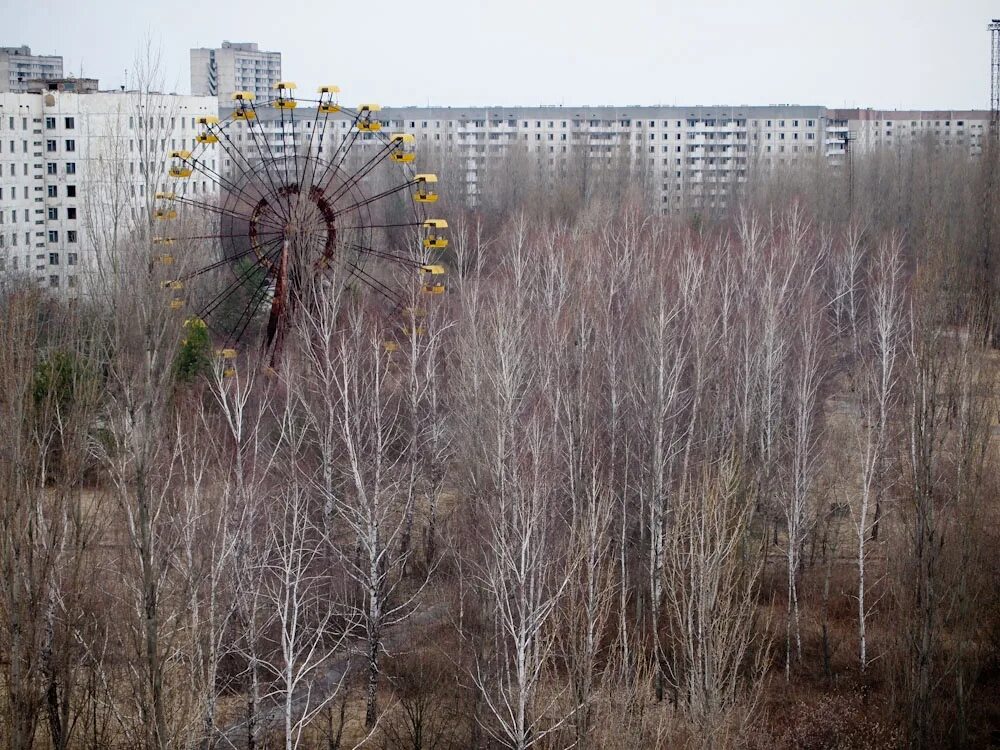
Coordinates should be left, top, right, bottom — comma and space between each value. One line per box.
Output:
191, 42, 281, 107
212, 103, 993, 215
826, 108, 991, 160
0, 46, 63, 94
0, 90, 219, 293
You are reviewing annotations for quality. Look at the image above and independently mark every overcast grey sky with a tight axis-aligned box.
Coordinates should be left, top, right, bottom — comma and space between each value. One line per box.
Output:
7, 0, 999, 109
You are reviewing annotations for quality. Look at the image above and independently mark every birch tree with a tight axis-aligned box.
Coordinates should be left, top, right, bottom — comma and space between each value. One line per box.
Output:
854, 236, 904, 673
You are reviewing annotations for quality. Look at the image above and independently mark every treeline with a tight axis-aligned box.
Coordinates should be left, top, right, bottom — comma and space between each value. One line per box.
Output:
1, 140, 999, 750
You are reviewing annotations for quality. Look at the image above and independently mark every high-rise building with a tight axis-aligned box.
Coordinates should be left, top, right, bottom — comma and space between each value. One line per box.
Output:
0, 46, 63, 93
826, 109, 990, 159
0, 84, 219, 293
190, 41, 281, 105
223, 103, 990, 214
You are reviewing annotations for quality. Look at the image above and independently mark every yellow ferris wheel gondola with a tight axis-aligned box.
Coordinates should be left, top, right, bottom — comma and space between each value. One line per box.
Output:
357, 103, 382, 131
390, 133, 416, 163
318, 85, 341, 113
413, 174, 438, 203
196, 115, 220, 143
422, 218, 448, 249
273, 81, 297, 110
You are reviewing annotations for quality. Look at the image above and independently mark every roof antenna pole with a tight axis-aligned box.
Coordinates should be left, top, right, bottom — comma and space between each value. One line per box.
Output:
991, 19, 1000, 140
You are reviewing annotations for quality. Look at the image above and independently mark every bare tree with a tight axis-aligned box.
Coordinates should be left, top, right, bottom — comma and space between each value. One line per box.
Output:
474, 413, 574, 750
853, 236, 904, 673
256, 475, 349, 750
297, 289, 433, 730
662, 457, 768, 747
781, 295, 825, 677
0, 287, 99, 749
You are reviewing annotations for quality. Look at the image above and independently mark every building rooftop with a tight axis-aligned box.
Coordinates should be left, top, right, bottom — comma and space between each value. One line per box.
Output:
222, 41, 260, 51
1, 45, 61, 59
25, 77, 99, 94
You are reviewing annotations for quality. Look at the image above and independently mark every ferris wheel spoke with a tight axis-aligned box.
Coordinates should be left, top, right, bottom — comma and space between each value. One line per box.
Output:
339, 220, 433, 231
310, 110, 365, 199
201, 268, 273, 345
220, 125, 287, 218
153, 228, 282, 244
210, 122, 257, 177
249, 101, 301, 220
287, 100, 302, 195
173, 233, 285, 282
332, 178, 420, 219
197, 237, 283, 321
323, 141, 397, 204
199, 266, 276, 343
206, 123, 281, 215
170, 194, 267, 225
244, 102, 295, 222
329, 111, 367, 170
224, 264, 281, 348
345, 260, 404, 307
306, 101, 341, 184
301, 97, 329, 188
179, 153, 259, 205
351, 243, 428, 269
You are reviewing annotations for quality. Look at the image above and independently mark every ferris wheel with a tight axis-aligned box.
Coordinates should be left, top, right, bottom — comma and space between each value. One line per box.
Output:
151, 82, 448, 369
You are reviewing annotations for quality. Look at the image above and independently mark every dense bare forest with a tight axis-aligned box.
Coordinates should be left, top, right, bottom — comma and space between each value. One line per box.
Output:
2, 121, 1000, 750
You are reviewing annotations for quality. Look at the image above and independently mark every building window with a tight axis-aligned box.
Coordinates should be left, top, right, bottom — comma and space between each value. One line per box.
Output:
49, 252, 59, 265
46, 163, 57, 175
66, 163, 76, 175
48, 230, 58, 243
67, 207, 76, 220
48, 207, 58, 220
67, 230, 77, 243
46, 140, 57, 152
66, 185, 76, 198
47, 185, 57, 198
64, 117, 74, 129
45, 117, 56, 129
68, 252, 78, 265
49, 275, 59, 288
65, 139, 75, 152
